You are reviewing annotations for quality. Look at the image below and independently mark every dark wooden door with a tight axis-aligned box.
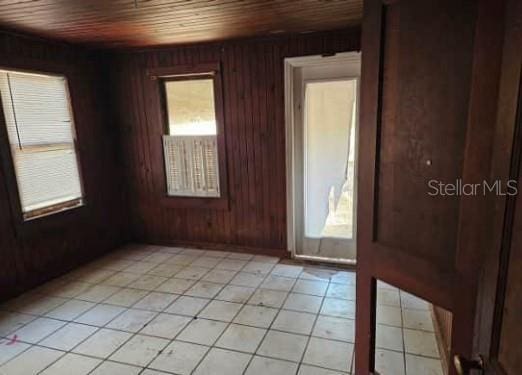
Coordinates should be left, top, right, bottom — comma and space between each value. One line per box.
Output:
472, 0, 522, 373
356, 0, 515, 374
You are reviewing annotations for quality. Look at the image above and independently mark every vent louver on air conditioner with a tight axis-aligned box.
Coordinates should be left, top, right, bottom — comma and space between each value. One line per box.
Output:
163, 135, 220, 197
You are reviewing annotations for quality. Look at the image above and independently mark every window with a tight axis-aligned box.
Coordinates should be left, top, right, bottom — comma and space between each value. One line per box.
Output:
0, 69, 84, 220
162, 75, 221, 197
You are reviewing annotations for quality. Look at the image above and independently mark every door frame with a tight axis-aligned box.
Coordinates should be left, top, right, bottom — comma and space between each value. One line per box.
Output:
284, 52, 361, 265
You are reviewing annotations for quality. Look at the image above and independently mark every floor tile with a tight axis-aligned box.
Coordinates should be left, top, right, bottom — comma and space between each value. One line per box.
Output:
175, 266, 211, 281
252, 255, 279, 264
12, 317, 65, 344
0, 346, 63, 375
271, 264, 303, 278
76, 285, 120, 303
292, 279, 329, 296
45, 300, 95, 321
376, 324, 404, 351
299, 267, 336, 282
192, 256, 222, 268
0, 337, 30, 366
155, 278, 196, 294
167, 254, 198, 266
140, 313, 192, 339
257, 330, 308, 361
133, 292, 178, 312
193, 348, 251, 375
245, 356, 298, 375
76, 269, 116, 284
405, 354, 443, 375
109, 334, 169, 367
148, 340, 208, 375
403, 329, 440, 357
233, 305, 278, 328
375, 348, 405, 375
216, 324, 266, 352
106, 309, 158, 333
164, 295, 209, 317
148, 263, 184, 278
312, 315, 355, 342
185, 281, 224, 298
90, 361, 142, 375
283, 293, 323, 313
260, 275, 296, 291
204, 250, 230, 258
228, 253, 255, 261
130, 275, 169, 291
400, 292, 430, 311
326, 284, 356, 300
321, 298, 355, 319
39, 322, 97, 351
377, 305, 402, 327
74, 304, 125, 326
124, 261, 157, 274
249, 289, 288, 308
202, 269, 237, 284
199, 300, 242, 322
0, 311, 35, 336
143, 253, 174, 264
104, 288, 149, 307
72, 328, 132, 358
330, 271, 356, 285
303, 337, 353, 372
230, 272, 265, 288
102, 272, 141, 287
272, 310, 316, 335
377, 288, 400, 307
177, 318, 227, 345
216, 285, 255, 303
215, 259, 248, 271
40, 353, 101, 375
181, 249, 206, 257
50, 281, 92, 298
298, 364, 348, 375
402, 309, 435, 331
242, 261, 275, 275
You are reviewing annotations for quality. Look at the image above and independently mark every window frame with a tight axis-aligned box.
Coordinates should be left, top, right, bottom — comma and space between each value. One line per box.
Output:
147, 62, 230, 210
0, 65, 87, 227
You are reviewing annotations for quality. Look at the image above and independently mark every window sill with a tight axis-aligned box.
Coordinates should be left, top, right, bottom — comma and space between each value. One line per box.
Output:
159, 195, 229, 210
23, 198, 84, 222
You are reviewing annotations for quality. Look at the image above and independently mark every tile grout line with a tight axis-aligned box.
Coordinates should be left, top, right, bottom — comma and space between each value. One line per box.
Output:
0, 246, 360, 375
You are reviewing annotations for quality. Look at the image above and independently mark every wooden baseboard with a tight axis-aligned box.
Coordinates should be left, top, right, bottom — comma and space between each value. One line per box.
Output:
141, 238, 290, 259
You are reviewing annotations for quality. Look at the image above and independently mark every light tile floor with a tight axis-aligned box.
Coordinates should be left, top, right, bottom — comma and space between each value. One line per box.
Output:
0, 244, 443, 375
375, 281, 445, 375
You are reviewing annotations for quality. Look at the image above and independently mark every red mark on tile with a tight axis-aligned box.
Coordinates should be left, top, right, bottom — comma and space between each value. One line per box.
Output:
6, 334, 18, 345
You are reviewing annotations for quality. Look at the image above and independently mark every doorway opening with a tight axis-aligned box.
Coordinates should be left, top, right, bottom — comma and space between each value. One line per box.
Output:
285, 52, 360, 264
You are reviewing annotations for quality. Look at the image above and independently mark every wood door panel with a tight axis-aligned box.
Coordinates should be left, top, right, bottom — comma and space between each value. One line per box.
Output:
498, 203, 522, 373
356, 0, 504, 374
376, 0, 475, 268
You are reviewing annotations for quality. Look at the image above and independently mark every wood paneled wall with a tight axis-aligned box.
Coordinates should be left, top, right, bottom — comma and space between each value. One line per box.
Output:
110, 29, 360, 255
0, 31, 129, 301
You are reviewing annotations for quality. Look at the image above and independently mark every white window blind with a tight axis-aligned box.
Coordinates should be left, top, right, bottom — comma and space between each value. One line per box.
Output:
162, 76, 221, 198
0, 70, 83, 219
163, 135, 220, 197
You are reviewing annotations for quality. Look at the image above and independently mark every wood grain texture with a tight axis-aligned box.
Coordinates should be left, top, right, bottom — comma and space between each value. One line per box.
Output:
0, 31, 129, 302
0, 0, 362, 48
433, 306, 452, 374
356, 0, 508, 374
108, 28, 360, 256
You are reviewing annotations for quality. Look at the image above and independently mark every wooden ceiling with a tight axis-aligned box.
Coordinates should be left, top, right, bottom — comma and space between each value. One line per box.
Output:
0, 0, 363, 48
